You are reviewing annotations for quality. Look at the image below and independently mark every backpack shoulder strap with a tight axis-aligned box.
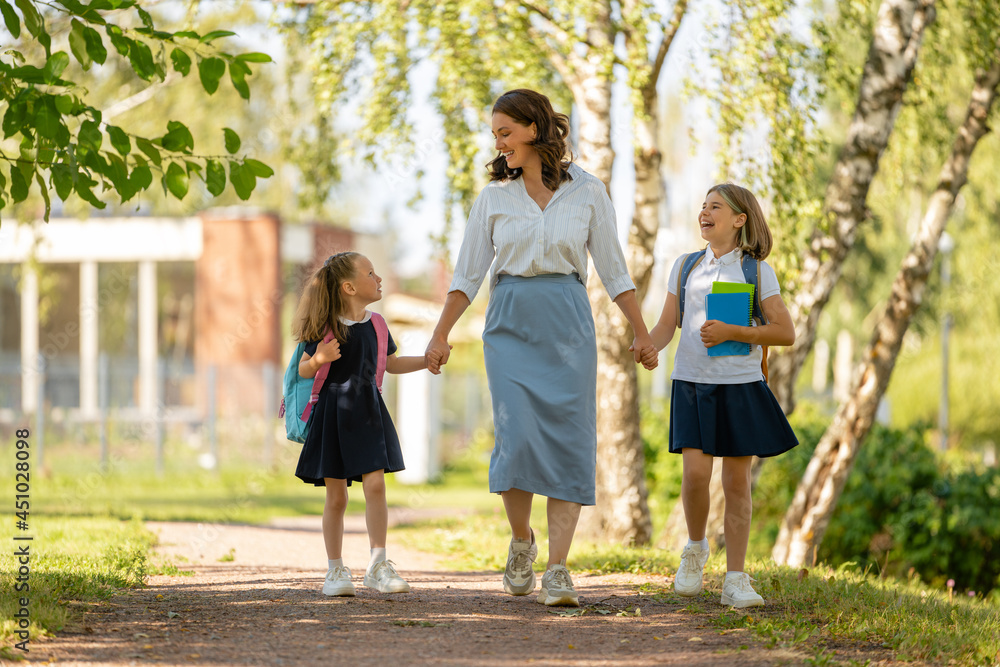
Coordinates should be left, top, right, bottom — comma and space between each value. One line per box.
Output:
301, 329, 335, 421
740, 254, 767, 325
677, 250, 706, 326
370, 312, 389, 393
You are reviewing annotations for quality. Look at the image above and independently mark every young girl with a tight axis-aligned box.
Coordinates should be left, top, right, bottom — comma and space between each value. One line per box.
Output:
293, 251, 428, 597
648, 183, 798, 608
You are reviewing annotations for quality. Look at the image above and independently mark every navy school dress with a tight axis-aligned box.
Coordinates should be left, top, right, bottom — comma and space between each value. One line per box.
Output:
294, 317, 405, 486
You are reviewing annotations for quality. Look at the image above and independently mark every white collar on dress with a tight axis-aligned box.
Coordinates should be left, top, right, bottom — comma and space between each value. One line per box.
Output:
339, 310, 372, 326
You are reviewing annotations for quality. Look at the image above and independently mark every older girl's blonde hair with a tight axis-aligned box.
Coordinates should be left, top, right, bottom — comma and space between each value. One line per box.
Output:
292, 251, 360, 344
707, 183, 772, 260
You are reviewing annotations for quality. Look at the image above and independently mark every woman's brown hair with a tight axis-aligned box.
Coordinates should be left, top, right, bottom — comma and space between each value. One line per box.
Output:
707, 183, 773, 260
292, 251, 360, 344
487, 89, 573, 191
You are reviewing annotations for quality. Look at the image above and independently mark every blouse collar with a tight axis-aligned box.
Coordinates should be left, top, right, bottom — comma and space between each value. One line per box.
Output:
339, 310, 372, 326
707, 246, 742, 266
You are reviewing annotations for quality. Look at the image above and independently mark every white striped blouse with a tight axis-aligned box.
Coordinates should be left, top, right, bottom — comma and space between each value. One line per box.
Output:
449, 163, 636, 301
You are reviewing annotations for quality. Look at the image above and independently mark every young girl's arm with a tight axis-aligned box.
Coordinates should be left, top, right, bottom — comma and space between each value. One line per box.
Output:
701, 294, 795, 348
298, 339, 341, 379
385, 354, 428, 374
649, 290, 679, 352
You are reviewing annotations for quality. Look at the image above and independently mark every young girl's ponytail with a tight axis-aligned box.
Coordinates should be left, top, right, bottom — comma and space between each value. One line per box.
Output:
292, 252, 360, 344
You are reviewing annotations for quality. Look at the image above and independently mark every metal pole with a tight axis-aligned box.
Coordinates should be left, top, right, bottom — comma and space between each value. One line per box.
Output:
207, 364, 218, 469
35, 352, 45, 469
938, 235, 953, 452
156, 358, 166, 475
99, 352, 110, 472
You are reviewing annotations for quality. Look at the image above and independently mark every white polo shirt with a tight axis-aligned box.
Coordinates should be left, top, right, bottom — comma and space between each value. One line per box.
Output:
668, 247, 780, 385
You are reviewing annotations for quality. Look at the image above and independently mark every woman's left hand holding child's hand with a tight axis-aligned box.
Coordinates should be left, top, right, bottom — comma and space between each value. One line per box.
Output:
700, 320, 732, 348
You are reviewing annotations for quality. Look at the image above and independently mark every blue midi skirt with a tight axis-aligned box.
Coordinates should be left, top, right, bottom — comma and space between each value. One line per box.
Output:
483, 273, 598, 505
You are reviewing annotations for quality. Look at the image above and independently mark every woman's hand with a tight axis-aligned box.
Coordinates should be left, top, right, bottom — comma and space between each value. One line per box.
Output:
629, 332, 658, 370
424, 337, 453, 375
314, 338, 341, 365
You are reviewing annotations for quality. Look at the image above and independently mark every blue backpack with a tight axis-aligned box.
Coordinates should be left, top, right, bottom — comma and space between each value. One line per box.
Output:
279, 313, 389, 444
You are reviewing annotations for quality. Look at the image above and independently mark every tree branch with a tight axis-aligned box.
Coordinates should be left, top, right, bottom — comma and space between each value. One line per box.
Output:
648, 0, 688, 93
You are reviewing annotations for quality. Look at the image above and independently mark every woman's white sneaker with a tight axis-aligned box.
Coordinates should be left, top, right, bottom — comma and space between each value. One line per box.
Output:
537, 564, 579, 607
322, 565, 355, 597
721, 572, 764, 608
503, 531, 538, 595
674, 543, 709, 596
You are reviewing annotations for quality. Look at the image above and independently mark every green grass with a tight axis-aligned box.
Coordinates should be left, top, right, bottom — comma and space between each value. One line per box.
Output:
0, 516, 154, 657
395, 511, 1000, 667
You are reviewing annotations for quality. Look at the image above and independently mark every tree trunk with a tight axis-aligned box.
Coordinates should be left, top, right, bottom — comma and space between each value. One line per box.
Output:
767, 0, 937, 413
772, 49, 1000, 567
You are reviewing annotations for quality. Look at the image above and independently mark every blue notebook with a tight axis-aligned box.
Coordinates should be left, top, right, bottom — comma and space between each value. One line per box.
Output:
706, 292, 752, 357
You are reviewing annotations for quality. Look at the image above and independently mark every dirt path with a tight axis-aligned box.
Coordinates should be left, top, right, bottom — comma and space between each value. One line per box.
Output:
27, 512, 908, 666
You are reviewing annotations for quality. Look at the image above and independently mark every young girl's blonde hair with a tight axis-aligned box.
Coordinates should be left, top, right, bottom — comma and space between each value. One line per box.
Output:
707, 183, 772, 260
292, 251, 360, 344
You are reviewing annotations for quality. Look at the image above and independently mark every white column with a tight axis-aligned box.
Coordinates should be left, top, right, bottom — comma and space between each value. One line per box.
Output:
21, 265, 39, 413
812, 338, 830, 395
396, 370, 431, 484
138, 260, 158, 415
79, 261, 99, 418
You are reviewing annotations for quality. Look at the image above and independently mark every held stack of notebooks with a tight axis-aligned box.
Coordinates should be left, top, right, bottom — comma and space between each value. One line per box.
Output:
705, 281, 754, 357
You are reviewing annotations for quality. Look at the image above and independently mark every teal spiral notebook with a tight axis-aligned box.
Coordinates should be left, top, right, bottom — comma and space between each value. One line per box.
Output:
706, 291, 752, 357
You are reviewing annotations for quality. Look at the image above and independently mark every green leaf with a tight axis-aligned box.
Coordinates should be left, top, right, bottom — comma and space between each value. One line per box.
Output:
105, 25, 130, 56
164, 161, 188, 199
10, 166, 30, 202
170, 48, 191, 76
78, 120, 102, 151
106, 125, 130, 155
51, 163, 74, 201
35, 96, 62, 140
130, 164, 152, 192
197, 57, 225, 95
13, 0, 42, 37
200, 29, 235, 43
161, 120, 194, 152
69, 20, 91, 69
2, 97, 27, 138
135, 137, 162, 166
229, 59, 250, 100
228, 161, 255, 200
205, 159, 225, 196
83, 25, 107, 65
135, 5, 153, 30
44, 52, 70, 81
35, 171, 51, 221
174, 30, 199, 39
74, 173, 106, 209
0, 0, 20, 39
128, 39, 156, 80
222, 127, 240, 154
236, 52, 272, 63
54, 95, 77, 114
243, 158, 273, 178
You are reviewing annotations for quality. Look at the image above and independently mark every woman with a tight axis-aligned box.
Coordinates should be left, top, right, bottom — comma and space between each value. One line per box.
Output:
425, 89, 656, 607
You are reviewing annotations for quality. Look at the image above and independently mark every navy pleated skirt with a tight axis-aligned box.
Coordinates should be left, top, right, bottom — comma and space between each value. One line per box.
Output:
483, 273, 598, 505
669, 379, 798, 458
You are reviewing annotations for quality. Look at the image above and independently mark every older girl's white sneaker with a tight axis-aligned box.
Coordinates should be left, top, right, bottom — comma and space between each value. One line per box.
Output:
721, 572, 764, 608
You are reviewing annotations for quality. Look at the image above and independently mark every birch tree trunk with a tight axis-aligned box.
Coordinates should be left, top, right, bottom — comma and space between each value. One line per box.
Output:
772, 48, 1000, 567
767, 0, 937, 413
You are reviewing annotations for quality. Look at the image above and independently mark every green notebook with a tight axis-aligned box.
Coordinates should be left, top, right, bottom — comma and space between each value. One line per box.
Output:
712, 281, 754, 300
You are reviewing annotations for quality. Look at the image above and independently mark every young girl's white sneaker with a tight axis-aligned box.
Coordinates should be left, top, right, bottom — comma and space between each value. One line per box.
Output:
721, 572, 764, 608
322, 566, 355, 597
364, 560, 411, 593
674, 542, 709, 596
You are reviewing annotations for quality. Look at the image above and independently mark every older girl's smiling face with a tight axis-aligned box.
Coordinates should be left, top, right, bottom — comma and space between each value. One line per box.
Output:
699, 191, 745, 251
492, 113, 537, 170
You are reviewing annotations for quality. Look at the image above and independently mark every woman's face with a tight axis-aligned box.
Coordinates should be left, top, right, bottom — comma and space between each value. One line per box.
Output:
492, 112, 537, 170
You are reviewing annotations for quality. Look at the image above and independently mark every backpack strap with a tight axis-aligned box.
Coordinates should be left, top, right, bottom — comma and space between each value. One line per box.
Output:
676, 250, 706, 326
739, 253, 771, 382
300, 329, 335, 421
370, 312, 389, 393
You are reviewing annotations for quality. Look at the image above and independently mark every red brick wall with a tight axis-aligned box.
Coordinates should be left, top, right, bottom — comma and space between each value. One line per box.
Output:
195, 211, 282, 415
